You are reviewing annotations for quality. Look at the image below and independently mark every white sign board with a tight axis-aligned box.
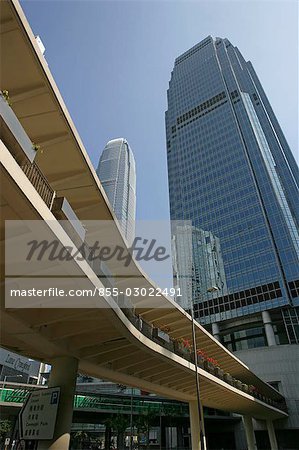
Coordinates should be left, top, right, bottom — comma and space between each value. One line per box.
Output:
19, 387, 60, 440
0, 349, 32, 374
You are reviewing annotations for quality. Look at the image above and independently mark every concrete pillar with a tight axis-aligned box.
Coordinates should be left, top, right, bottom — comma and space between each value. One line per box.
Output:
37, 362, 47, 385
189, 401, 201, 450
267, 420, 278, 450
262, 310, 277, 346
37, 356, 78, 450
212, 322, 220, 341
243, 416, 257, 450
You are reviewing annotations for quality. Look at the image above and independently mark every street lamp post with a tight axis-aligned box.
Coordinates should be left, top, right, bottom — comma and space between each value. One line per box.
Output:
129, 387, 133, 450
159, 407, 162, 450
190, 304, 207, 450
189, 283, 220, 450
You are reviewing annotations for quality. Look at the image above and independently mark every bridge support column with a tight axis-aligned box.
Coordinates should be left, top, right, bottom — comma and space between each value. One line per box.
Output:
267, 420, 278, 450
189, 401, 201, 450
262, 311, 276, 346
243, 415, 257, 450
37, 362, 47, 385
37, 356, 78, 450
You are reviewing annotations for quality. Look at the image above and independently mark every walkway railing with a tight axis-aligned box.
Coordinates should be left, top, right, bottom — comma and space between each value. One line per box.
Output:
121, 307, 288, 413
21, 162, 55, 209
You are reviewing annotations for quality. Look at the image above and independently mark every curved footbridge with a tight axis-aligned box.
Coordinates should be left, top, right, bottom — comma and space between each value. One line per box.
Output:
0, 1, 287, 449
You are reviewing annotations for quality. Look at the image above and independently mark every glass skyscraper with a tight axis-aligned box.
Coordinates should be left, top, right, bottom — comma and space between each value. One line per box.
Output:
166, 36, 299, 325
166, 36, 299, 447
97, 138, 136, 245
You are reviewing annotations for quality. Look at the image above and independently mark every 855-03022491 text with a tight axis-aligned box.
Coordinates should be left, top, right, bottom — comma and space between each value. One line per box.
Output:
9, 287, 182, 298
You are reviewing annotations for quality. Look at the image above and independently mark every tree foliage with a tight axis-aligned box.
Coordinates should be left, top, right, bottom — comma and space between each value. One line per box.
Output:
0, 420, 12, 442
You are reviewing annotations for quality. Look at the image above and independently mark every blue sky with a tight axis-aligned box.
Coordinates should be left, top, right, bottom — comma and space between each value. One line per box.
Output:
21, 0, 298, 223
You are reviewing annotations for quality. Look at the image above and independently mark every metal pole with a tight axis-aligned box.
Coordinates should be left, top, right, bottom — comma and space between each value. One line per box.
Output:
159, 407, 162, 450
170, 415, 172, 450
129, 387, 133, 450
190, 305, 207, 450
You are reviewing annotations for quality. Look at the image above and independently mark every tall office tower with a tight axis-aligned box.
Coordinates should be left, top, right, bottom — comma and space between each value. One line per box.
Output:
97, 138, 136, 245
166, 36, 299, 448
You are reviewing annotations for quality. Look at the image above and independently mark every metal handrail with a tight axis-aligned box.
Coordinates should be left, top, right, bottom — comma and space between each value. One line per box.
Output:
121, 309, 288, 413
21, 162, 55, 209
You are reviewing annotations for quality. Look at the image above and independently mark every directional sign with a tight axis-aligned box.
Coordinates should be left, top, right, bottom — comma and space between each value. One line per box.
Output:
19, 387, 60, 440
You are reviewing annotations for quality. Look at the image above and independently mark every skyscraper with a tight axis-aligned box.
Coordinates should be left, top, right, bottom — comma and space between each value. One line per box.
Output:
97, 138, 136, 245
166, 36, 299, 447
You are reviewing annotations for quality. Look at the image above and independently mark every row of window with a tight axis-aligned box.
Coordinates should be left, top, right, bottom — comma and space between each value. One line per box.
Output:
194, 281, 282, 318
175, 38, 212, 65
230, 90, 239, 99
176, 91, 226, 126
177, 101, 228, 132
223, 326, 266, 351
217, 307, 299, 349
289, 280, 299, 298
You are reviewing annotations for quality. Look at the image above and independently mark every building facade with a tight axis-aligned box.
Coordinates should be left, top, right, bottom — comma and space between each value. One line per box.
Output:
166, 36, 299, 448
97, 138, 136, 245
172, 224, 227, 310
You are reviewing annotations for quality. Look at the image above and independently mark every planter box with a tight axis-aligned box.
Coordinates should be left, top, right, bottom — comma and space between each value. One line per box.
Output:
203, 360, 215, 373
142, 321, 153, 339
197, 356, 205, 369
214, 367, 224, 379
174, 341, 184, 355
163, 340, 174, 352
241, 383, 249, 393
235, 380, 242, 390
223, 373, 233, 385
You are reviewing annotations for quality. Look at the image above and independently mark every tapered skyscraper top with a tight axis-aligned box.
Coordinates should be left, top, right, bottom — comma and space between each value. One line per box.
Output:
97, 138, 136, 245
166, 36, 299, 324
